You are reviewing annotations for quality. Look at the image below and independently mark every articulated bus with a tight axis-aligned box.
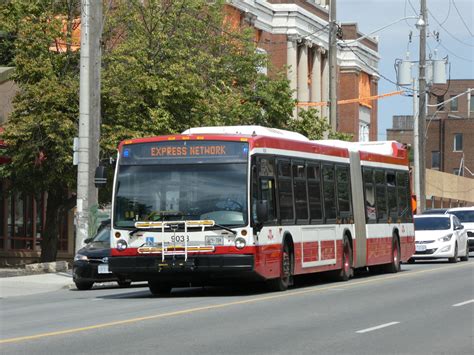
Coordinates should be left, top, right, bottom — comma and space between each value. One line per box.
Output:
108, 126, 415, 295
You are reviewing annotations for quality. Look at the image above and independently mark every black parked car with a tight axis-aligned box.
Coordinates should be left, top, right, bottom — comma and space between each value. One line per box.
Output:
73, 221, 132, 290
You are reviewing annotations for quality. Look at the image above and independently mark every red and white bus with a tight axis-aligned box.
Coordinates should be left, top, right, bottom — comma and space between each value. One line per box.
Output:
108, 126, 415, 295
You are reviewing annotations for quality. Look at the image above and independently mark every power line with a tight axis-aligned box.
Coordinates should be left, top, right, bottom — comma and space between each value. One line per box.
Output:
338, 41, 415, 93
428, 7, 474, 48
437, 41, 474, 62
452, 0, 474, 37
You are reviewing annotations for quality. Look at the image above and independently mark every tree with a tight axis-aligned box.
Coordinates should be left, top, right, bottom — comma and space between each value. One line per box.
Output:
0, 0, 80, 261
99, 0, 297, 158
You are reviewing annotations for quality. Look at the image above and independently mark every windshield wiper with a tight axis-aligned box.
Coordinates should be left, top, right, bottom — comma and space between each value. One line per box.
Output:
213, 223, 237, 235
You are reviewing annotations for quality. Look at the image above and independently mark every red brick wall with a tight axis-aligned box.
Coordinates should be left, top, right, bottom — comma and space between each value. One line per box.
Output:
338, 71, 359, 139
425, 117, 474, 178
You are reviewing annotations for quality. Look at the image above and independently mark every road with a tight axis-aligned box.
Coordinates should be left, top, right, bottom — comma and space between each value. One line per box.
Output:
1, 258, 473, 355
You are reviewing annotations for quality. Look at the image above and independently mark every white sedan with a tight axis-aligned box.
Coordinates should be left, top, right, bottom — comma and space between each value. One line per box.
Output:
411, 214, 469, 263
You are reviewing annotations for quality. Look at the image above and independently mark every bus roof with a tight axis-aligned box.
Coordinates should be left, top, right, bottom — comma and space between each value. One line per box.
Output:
119, 125, 408, 165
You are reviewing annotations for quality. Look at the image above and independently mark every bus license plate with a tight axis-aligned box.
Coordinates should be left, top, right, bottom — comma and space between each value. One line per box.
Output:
98, 264, 111, 274
416, 244, 427, 252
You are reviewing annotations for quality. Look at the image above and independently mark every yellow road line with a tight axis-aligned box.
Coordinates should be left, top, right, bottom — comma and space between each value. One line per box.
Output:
1, 262, 472, 345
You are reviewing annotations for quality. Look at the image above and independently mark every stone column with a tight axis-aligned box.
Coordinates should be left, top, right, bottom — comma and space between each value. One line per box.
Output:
287, 35, 298, 100
311, 46, 324, 116
297, 40, 310, 108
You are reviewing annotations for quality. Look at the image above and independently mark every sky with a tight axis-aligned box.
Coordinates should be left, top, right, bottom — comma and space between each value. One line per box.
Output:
338, 0, 474, 140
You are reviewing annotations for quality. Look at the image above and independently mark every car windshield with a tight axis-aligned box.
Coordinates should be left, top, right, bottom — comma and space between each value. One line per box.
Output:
114, 163, 248, 228
448, 210, 474, 223
414, 217, 451, 231
422, 209, 447, 215
92, 227, 110, 243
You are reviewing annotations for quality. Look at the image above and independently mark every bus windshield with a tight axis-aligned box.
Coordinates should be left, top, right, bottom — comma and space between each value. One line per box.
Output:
114, 163, 248, 228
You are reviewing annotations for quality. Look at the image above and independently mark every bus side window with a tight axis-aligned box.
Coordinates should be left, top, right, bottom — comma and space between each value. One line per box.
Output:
277, 160, 294, 222
254, 157, 276, 224
322, 164, 336, 221
387, 171, 398, 219
375, 170, 388, 221
293, 161, 308, 222
336, 165, 351, 218
308, 163, 323, 223
363, 168, 376, 222
396, 171, 410, 221
260, 178, 276, 222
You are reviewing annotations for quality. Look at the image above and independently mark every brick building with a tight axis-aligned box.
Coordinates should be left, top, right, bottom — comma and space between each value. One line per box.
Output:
387, 79, 474, 208
427, 80, 474, 177
387, 80, 474, 178
228, 0, 379, 141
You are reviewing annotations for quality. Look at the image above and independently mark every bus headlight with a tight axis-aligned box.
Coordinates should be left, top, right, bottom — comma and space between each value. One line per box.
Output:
116, 239, 128, 251
234, 237, 246, 249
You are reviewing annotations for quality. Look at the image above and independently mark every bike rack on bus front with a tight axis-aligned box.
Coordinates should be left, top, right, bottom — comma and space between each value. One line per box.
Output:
134, 220, 216, 261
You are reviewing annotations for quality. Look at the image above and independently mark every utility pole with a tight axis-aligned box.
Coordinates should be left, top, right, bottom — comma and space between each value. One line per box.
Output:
328, 0, 338, 131
76, 0, 102, 254
417, 0, 427, 213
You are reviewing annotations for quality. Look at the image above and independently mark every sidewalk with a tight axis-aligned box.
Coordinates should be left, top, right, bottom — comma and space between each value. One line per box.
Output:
0, 271, 74, 298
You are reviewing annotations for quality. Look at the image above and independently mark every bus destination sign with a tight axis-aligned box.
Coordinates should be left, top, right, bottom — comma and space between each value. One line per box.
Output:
121, 140, 249, 165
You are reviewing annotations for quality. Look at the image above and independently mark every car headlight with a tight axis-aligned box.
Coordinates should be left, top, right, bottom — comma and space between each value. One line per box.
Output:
438, 233, 453, 242
74, 254, 88, 261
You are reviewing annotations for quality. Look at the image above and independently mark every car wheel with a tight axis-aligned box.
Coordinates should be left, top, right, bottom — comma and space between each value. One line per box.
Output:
117, 280, 132, 288
267, 240, 293, 291
148, 281, 172, 296
407, 257, 415, 264
460, 242, 469, 262
75, 281, 94, 290
448, 243, 458, 263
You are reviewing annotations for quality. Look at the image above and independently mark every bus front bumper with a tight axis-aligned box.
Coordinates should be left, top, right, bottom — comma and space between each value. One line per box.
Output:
109, 254, 256, 282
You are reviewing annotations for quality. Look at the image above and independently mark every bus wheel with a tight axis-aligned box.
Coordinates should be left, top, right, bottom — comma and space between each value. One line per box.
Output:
385, 235, 401, 273
336, 236, 353, 281
148, 281, 172, 296
267, 241, 292, 292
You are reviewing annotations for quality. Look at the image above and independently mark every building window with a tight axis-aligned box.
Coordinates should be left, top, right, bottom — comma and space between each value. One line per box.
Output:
450, 95, 458, 111
431, 151, 440, 169
454, 133, 463, 152
437, 95, 445, 111
470, 93, 474, 112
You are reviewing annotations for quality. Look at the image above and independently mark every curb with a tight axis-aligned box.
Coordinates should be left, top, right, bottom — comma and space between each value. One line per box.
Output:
0, 261, 72, 278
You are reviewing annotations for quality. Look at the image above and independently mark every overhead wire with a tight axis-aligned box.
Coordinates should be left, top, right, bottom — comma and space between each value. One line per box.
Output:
338, 40, 415, 93
428, 7, 474, 48
452, 0, 474, 37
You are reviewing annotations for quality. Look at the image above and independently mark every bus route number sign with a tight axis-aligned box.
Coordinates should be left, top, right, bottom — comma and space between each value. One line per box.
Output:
121, 141, 249, 165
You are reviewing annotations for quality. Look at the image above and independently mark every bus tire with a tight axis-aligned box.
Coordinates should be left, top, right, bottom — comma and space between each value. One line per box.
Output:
148, 281, 172, 296
336, 235, 353, 281
267, 240, 292, 292
385, 234, 401, 273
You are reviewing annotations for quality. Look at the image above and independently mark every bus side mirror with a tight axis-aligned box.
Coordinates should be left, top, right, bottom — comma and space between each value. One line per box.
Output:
94, 166, 107, 188
257, 200, 269, 223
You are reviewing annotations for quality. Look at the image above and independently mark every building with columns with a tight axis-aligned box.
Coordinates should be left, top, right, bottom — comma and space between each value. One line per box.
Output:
227, 0, 380, 141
